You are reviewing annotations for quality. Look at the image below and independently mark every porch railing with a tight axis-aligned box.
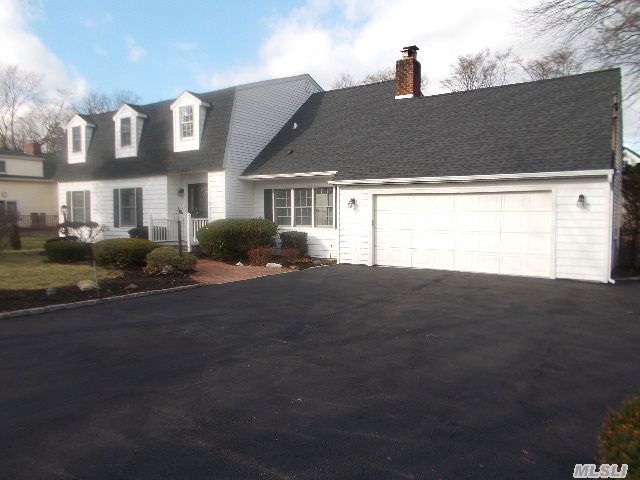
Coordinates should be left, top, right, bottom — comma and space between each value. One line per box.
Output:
149, 213, 208, 252
10, 214, 59, 229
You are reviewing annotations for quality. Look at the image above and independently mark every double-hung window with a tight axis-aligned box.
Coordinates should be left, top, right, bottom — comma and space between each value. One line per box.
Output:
71, 126, 82, 153
0, 200, 17, 223
113, 188, 143, 228
65, 191, 91, 223
179, 106, 194, 139
120, 118, 131, 147
274, 189, 291, 226
266, 187, 334, 228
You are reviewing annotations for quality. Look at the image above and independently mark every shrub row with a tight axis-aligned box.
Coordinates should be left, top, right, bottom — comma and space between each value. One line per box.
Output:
44, 238, 87, 262
196, 218, 277, 261
144, 247, 197, 275
599, 395, 640, 478
91, 238, 159, 267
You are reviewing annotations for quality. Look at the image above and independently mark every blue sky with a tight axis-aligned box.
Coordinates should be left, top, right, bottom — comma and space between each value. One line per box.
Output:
0, 0, 638, 147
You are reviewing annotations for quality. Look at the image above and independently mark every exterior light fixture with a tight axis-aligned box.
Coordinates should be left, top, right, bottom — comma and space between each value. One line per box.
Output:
177, 188, 184, 197
60, 204, 69, 237
348, 198, 357, 209
577, 194, 586, 209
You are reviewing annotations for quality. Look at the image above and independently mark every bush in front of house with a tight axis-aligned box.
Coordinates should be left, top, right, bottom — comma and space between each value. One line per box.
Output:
279, 231, 308, 256
247, 247, 273, 266
144, 247, 197, 275
9, 224, 21, 250
44, 238, 87, 262
196, 218, 278, 260
598, 396, 640, 478
128, 226, 149, 239
92, 238, 159, 267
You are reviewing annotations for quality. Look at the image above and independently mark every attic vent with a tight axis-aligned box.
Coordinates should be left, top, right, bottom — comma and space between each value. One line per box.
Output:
293, 122, 298, 129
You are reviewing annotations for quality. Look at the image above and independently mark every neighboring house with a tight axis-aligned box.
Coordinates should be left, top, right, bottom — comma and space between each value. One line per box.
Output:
0, 143, 58, 227
623, 147, 639, 166
56, 75, 322, 240
241, 46, 623, 283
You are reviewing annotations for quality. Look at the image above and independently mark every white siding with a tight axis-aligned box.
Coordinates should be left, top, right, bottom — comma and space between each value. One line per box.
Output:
66, 115, 94, 164
338, 177, 613, 283
170, 93, 208, 153
224, 76, 322, 218
58, 176, 169, 239
253, 178, 338, 258
208, 170, 225, 220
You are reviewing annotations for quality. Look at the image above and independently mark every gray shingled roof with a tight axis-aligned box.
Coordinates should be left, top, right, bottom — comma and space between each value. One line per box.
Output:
243, 69, 621, 181
56, 87, 236, 181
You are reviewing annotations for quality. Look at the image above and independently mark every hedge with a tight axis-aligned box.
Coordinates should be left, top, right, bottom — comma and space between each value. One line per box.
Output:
92, 238, 159, 267
144, 247, 197, 275
196, 218, 277, 260
279, 231, 308, 256
44, 238, 87, 262
128, 226, 149, 239
599, 396, 640, 478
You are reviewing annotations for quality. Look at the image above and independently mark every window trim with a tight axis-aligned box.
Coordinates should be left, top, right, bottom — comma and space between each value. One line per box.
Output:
118, 188, 137, 228
71, 126, 82, 153
270, 187, 335, 228
179, 105, 194, 139
120, 117, 132, 147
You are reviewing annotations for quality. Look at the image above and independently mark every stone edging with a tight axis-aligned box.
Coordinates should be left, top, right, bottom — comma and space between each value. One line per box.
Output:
0, 283, 206, 320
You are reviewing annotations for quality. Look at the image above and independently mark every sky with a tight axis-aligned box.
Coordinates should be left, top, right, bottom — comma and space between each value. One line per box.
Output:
1, 0, 638, 148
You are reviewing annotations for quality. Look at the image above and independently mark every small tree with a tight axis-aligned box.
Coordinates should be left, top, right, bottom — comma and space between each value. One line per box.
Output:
623, 163, 640, 264
517, 48, 584, 81
441, 49, 514, 92
57, 221, 105, 243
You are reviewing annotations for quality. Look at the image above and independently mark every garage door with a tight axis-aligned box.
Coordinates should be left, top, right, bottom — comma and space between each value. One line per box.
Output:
374, 192, 553, 278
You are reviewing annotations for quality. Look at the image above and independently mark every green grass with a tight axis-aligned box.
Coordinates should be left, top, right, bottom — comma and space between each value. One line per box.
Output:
9, 233, 57, 251
0, 250, 121, 290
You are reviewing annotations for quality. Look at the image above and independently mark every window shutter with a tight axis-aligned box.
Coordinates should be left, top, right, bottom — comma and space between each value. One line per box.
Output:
135, 188, 143, 227
84, 191, 91, 222
113, 190, 120, 227
264, 189, 273, 221
65, 191, 71, 221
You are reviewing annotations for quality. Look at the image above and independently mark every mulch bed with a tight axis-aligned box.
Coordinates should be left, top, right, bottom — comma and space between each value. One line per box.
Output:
1, 270, 198, 313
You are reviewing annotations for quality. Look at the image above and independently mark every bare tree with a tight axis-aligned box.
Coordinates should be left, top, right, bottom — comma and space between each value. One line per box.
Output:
77, 89, 141, 114
331, 72, 358, 89
522, 0, 639, 100
517, 48, 584, 80
332, 67, 428, 91
0, 65, 43, 149
21, 89, 75, 155
441, 49, 514, 92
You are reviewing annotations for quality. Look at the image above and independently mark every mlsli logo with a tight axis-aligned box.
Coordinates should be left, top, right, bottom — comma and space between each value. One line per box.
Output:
573, 464, 629, 478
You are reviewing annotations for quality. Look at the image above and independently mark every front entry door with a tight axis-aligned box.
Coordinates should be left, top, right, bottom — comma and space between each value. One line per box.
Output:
187, 183, 208, 218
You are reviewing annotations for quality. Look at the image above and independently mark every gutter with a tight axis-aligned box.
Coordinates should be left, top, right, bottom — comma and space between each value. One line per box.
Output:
329, 169, 614, 185
240, 171, 338, 181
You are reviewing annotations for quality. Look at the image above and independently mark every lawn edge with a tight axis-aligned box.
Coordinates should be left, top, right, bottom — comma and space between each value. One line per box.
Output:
0, 283, 206, 319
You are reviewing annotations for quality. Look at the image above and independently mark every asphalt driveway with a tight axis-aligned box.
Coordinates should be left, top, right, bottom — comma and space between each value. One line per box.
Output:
1, 265, 639, 479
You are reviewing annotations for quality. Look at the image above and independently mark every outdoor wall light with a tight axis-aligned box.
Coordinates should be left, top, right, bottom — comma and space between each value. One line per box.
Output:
177, 188, 185, 197
60, 204, 69, 220
348, 198, 357, 209
577, 194, 586, 209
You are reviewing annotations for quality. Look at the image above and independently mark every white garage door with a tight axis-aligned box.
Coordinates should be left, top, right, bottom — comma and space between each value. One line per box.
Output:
374, 192, 553, 278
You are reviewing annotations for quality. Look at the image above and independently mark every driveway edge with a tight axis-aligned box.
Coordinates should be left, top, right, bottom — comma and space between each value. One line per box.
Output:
0, 283, 206, 320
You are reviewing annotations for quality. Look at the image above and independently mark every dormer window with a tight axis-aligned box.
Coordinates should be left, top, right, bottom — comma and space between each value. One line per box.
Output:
180, 106, 194, 139
112, 104, 146, 159
120, 118, 132, 147
72, 127, 82, 153
170, 91, 210, 153
65, 114, 96, 164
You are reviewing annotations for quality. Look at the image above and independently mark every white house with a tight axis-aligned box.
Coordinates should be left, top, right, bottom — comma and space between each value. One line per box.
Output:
56, 75, 323, 241
241, 46, 623, 283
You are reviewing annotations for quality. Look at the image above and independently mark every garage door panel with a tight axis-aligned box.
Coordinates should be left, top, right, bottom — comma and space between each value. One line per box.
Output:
375, 191, 553, 278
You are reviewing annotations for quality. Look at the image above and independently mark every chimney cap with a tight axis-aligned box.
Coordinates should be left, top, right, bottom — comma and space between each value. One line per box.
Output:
401, 45, 419, 59
402, 45, 419, 52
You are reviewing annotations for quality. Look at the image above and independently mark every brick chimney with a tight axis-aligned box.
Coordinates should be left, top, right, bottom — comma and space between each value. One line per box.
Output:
22, 141, 43, 158
395, 45, 421, 99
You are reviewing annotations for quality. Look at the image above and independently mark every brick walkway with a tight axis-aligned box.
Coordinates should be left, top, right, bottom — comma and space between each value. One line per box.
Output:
190, 259, 291, 285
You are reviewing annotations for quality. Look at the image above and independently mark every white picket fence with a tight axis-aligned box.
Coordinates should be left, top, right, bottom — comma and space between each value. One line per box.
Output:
149, 213, 208, 252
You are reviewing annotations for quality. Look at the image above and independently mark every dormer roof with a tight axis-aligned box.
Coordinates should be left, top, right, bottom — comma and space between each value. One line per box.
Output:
170, 91, 211, 110
65, 113, 96, 130
112, 103, 148, 120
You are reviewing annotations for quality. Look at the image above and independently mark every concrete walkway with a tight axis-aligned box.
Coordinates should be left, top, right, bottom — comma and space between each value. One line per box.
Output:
190, 258, 291, 284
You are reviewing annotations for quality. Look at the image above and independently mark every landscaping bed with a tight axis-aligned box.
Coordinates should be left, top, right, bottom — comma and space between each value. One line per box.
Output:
1, 268, 198, 313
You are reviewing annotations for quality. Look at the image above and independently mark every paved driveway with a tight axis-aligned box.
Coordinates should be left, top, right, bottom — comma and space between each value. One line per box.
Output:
1, 266, 639, 479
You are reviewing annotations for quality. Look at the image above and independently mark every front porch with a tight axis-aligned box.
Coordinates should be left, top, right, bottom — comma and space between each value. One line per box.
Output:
149, 214, 208, 252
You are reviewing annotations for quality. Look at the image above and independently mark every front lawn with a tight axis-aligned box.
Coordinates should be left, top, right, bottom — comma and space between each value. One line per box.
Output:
10, 233, 57, 251
0, 250, 121, 290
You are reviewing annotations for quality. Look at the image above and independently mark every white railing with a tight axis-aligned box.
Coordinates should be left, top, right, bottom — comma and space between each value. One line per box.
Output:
149, 214, 209, 252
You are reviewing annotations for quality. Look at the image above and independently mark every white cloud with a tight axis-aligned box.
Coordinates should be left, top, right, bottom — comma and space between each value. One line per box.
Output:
94, 46, 109, 57
175, 41, 196, 53
204, 0, 638, 146
81, 12, 112, 29
125, 35, 147, 63
0, 0, 85, 94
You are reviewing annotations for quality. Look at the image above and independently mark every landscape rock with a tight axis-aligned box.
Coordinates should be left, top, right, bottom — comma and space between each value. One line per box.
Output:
77, 280, 97, 291
313, 260, 323, 266
236, 262, 245, 267
124, 283, 138, 291
266, 263, 282, 268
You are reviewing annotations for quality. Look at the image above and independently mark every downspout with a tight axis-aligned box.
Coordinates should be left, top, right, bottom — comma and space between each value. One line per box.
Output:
607, 89, 621, 284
